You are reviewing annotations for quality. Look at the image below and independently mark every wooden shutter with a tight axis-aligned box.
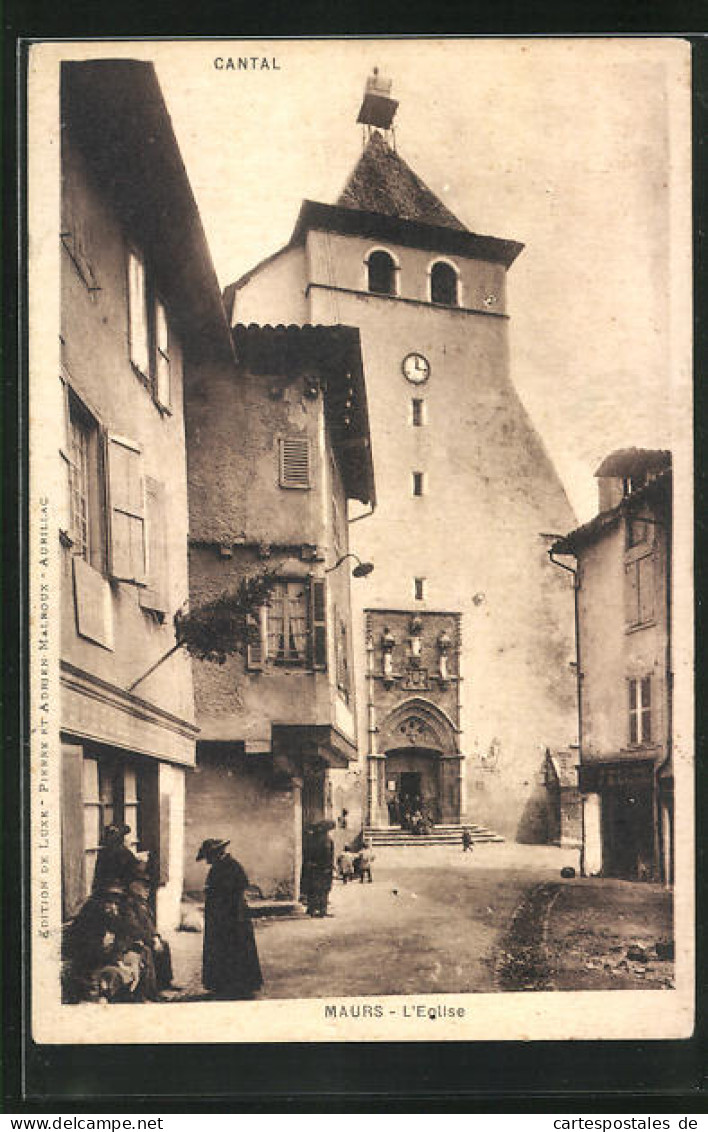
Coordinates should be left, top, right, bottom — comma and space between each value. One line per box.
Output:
279, 437, 311, 489
58, 375, 72, 537
637, 554, 655, 624
139, 476, 170, 614
107, 434, 146, 583
155, 298, 172, 410
624, 561, 639, 627
309, 578, 327, 670
61, 742, 86, 920
246, 607, 266, 670
128, 249, 149, 376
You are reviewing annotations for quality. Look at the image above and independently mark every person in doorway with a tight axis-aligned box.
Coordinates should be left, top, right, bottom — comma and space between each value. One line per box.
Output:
124, 865, 177, 995
306, 821, 335, 917
91, 823, 141, 895
196, 838, 263, 1000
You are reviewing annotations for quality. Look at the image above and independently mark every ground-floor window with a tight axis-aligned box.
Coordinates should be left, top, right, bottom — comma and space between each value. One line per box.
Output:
82, 753, 144, 895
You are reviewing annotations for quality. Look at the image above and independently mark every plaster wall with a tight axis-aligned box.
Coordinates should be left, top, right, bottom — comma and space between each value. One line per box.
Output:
60, 132, 194, 741
232, 245, 308, 327
183, 745, 298, 900
306, 230, 508, 315
185, 367, 325, 548
155, 762, 186, 931
577, 512, 669, 761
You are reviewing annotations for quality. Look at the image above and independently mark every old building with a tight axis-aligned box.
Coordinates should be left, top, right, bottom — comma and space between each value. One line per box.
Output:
59, 61, 234, 929
223, 73, 577, 842
550, 449, 673, 882
182, 324, 375, 900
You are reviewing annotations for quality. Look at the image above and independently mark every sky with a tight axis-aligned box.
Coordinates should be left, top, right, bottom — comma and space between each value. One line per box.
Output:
144, 38, 688, 523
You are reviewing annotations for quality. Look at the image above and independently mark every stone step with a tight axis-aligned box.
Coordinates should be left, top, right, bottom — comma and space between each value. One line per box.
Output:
364, 825, 504, 846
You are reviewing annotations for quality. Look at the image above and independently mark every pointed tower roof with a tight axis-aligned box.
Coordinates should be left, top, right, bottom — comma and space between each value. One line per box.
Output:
337, 131, 468, 232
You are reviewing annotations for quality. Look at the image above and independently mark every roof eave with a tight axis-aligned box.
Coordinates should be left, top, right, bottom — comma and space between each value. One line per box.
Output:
290, 200, 524, 268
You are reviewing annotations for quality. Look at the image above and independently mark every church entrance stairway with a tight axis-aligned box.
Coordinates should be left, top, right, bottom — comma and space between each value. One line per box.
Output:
363, 823, 504, 848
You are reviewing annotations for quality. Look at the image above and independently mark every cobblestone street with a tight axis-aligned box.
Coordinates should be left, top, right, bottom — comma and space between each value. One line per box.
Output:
168, 844, 579, 1000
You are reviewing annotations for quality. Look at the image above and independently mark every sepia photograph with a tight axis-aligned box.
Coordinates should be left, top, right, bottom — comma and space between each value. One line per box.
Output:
27, 36, 693, 1044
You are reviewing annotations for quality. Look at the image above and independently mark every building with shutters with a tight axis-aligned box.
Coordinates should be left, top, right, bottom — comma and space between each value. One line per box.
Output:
181, 323, 375, 901
223, 72, 578, 843
550, 449, 673, 882
59, 60, 235, 930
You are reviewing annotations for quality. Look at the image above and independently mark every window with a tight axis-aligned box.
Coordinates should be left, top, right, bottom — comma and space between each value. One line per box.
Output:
279, 437, 311, 489
626, 517, 649, 549
367, 249, 396, 296
82, 757, 142, 896
127, 248, 175, 411
128, 249, 150, 377
414, 577, 426, 601
335, 613, 351, 704
430, 261, 459, 306
624, 553, 655, 629
247, 578, 327, 670
154, 298, 172, 411
412, 398, 424, 427
628, 677, 652, 745
62, 386, 105, 571
268, 580, 308, 663
412, 471, 425, 496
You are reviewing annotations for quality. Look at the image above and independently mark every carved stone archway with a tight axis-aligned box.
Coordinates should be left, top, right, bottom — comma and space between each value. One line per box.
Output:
369, 698, 463, 827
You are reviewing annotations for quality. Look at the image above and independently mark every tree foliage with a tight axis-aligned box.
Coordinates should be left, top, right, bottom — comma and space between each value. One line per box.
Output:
175, 571, 277, 665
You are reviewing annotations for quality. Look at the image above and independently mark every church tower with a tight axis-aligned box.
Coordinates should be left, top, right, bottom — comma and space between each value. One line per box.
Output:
227, 72, 578, 843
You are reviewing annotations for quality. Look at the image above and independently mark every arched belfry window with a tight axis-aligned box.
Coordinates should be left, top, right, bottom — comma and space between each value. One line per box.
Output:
366, 249, 397, 296
430, 261, 459, 307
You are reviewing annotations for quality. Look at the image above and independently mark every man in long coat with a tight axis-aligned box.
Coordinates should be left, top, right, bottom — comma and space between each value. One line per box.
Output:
305, 821, 335, 917
196, 838, 263, 1000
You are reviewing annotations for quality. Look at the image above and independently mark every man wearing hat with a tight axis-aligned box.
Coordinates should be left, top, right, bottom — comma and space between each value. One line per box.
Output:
305, 820, 335, 917
196, 838, 263, 1000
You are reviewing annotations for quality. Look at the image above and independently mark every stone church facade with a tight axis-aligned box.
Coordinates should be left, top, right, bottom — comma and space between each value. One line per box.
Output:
226, 75, 578, 842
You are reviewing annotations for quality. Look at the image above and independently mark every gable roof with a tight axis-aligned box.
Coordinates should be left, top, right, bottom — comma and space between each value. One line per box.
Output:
337, 131, 467, 232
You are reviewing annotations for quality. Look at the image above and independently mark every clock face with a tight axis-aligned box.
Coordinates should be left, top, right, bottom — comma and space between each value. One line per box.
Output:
402, 353, 431, 384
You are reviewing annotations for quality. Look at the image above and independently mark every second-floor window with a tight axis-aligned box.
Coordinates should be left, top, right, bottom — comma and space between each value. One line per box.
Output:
127, 248, 173, 412
60, 378, 169, 614
628, 676, 652, 745
65, 390, 104, 569
247, 578, 327, 671
279, 437, 311, 489
624, 553, 655, 629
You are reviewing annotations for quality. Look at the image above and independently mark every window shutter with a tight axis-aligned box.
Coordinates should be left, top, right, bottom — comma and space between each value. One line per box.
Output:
637, 554, 655, 624
624, 561, 638, 627
58, 375, 72, 537
309, 578, 327, 670
279, 437, 311, 489
107, 434, 146, 584
246, 607, 266, 670
128, 249, 149, 376
139, 476, 170, 614
155, 298, 172, 410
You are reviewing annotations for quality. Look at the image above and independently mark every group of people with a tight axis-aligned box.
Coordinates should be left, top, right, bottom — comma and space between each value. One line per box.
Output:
336, 842, 374, 885
387, 794, 437, 835
63, 824, 176, 1003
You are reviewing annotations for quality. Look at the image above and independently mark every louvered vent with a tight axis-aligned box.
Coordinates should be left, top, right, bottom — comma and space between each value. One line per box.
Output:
279, 437, 311, 489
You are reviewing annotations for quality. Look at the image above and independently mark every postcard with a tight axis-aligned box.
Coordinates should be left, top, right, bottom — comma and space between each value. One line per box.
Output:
27, 36, 693, 1044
